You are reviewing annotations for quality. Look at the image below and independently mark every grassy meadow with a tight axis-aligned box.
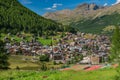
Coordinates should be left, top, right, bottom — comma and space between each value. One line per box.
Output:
8, 55, 63, 70
0, 33, 62, 46
0, 55, 116, 80
0, 68, 117, 80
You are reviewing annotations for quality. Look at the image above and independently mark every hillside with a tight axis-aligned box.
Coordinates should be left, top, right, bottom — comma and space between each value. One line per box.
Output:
0, 0, 75, 36
43, 3, 104, 25
44, 3, 120, 33
70, 12, 120, 33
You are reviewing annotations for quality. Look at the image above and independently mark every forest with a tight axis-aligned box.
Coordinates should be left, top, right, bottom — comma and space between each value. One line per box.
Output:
0, 0, 76, 36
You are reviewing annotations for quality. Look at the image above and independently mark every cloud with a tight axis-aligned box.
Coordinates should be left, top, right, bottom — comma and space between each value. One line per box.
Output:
52, 3, 63, 8
45, 3, 63, 11
45, 8, 56, 10
112, 0, 120, 5
52, 5, 57, 8
21, 0, 32, 4
103, 3, 108, 6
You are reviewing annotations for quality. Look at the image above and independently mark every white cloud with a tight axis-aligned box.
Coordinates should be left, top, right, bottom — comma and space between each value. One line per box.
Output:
52, 3, 63, 8
115, 0, 120, 4
21, 0, 32, 4
112, 0, 120, 5
103, 3, 108, 6
52, 5, 57, 8
45, 8, 56, 10
45, 3, 63, 11
54, 3, 63, 6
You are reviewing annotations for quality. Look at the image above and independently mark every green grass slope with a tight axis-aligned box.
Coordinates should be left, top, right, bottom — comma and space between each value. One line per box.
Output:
0, 68, 117, 80
70, 12, 120, 34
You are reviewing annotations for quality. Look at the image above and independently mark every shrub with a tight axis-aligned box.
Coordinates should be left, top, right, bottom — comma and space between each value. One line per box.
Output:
115, 68, 120, 80
40, 63, 47, 71
53, 61, 57, 65
16, 66, 20, 70
39, 54, 49, 62
59, 61, 63, 64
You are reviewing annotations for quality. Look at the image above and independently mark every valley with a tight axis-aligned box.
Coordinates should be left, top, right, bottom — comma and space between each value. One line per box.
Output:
44, 3, 120, 33
0, 0, 120, 80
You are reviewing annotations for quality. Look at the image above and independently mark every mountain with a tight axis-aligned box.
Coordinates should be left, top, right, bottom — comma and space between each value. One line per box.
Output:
43, 3, 104, 25
0, 0, 76, 36
44, 3, 120, 33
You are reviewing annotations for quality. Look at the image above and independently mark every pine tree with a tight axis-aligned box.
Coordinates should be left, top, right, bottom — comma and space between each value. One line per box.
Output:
0, 40, 9, 69
110, 26, 120, 62
110, 26, 120, 80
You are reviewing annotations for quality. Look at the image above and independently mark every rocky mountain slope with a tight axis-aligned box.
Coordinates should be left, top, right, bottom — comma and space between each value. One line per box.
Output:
44, 3, 120, 33
43, 3, 105, 25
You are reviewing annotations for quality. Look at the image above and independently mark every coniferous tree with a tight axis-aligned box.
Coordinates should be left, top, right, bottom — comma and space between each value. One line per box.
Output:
0, 40, 9, 69
110, 26, 120, 80
110, 26, 120, 62
0, 0, 76, 35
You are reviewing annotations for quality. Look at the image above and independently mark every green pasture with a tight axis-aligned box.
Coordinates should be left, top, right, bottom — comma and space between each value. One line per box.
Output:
8, 55, 63, 70
0, 68, 117, 80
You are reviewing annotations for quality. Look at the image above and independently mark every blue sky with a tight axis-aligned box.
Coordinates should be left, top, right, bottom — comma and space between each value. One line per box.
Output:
18, 0, 118, 15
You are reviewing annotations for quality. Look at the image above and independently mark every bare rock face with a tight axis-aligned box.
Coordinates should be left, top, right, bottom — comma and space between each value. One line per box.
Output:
55, 9, 72, 15
76, 3, 89, 10
75, 3, 100, 10
89, 3, 100, 10
43, 9, 73, 21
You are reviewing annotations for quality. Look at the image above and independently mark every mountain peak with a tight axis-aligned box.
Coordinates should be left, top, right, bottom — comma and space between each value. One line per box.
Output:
44, 2, 119, 26
76, 3, 100, 10
76, 3, 89, 9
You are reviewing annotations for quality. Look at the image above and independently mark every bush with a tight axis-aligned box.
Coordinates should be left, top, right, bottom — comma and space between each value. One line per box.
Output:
39, 54, 49, 62
59, 61, 63, 64
114, 67, 120, 80
74, 53, 83, 63
53, 61, 57, 65
16, 66, 20, 70
40, 63, 47, 71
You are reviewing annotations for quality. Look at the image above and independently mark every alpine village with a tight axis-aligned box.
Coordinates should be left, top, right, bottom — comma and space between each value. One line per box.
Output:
0, 0, 120, 80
